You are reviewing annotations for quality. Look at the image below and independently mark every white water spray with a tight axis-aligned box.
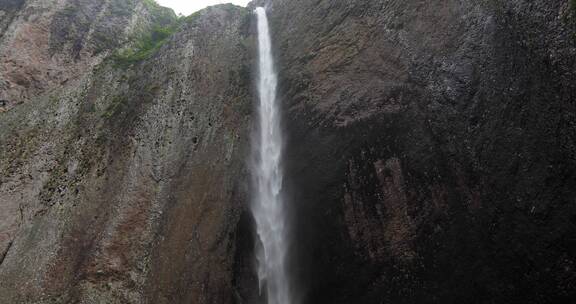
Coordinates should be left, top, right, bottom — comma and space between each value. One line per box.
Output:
252, 7, 292, 304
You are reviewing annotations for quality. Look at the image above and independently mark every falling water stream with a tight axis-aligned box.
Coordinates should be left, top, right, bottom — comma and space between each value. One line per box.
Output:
252, 7, 292, 304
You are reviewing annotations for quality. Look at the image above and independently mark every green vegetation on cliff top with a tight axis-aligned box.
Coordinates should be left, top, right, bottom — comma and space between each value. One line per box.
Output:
112, 2, 245, 67
113, 24, 177, 67
112, 0, 178, 67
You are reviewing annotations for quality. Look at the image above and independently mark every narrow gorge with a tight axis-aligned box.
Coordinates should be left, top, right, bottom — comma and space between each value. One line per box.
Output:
0, 0, 575, 304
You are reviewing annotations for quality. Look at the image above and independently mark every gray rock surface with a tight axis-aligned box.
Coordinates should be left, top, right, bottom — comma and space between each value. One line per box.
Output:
0, 2, 252, 303
0, 0, 174, 110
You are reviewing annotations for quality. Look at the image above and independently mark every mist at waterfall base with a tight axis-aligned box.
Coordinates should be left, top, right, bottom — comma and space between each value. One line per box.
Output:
250, 7, 295, 304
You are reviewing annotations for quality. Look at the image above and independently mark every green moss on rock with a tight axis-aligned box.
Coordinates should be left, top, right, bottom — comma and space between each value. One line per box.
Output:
102, 96, 128, 118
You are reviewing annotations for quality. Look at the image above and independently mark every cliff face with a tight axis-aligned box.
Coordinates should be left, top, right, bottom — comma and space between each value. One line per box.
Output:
0, 0, 175, 111
1, 0, 575, 303
256, 0, 576, 303
0, 1, 252, 303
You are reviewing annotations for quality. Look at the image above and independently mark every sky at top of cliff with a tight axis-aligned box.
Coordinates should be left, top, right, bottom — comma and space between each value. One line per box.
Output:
156, 0, 251, 15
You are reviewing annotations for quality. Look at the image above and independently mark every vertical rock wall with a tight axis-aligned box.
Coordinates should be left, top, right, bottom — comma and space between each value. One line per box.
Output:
1, 0, 575, 303
255, 0, 576, 303
0, 2, 253, 303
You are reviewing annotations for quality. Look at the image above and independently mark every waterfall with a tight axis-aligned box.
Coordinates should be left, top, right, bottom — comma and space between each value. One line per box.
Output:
252, 7, 293, 304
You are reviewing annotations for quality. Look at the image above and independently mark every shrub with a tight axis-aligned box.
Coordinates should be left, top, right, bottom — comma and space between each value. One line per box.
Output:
112, 24, 177, 67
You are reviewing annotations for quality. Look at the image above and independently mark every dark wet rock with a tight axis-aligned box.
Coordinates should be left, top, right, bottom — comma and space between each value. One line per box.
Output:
256, 0, 576, 303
